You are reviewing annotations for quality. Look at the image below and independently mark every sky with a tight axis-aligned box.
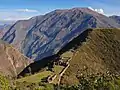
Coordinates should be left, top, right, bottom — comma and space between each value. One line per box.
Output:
0, 0, 120, 21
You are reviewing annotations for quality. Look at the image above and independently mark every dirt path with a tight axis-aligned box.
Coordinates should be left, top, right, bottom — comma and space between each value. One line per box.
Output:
58, 64, 70, 85
47, 51, 74, 85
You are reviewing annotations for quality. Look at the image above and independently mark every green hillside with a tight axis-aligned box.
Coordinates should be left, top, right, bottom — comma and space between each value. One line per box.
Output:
61, 28, 120, 85
2, 28, 120, 90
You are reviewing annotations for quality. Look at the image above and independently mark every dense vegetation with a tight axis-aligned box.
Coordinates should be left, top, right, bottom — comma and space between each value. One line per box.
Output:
1, 73, 120, 90
59, 74, 120, 90
0, 74, 11, 90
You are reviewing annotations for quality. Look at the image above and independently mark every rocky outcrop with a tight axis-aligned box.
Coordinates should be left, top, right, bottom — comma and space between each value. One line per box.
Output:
0, 40, 33, 77
1, 8, 120, 61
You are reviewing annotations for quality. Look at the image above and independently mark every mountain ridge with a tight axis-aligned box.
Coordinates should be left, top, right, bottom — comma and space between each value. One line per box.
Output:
1, 8, 120, 61
61, 28, 120, 85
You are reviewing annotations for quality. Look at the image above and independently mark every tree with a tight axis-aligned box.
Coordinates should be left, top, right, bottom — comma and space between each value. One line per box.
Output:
0, 74, 11, 90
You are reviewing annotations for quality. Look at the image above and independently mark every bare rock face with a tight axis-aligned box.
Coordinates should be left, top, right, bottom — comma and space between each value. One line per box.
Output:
0, 40, 33, 77
0, 24, 11, 38
1, 8, 120, 61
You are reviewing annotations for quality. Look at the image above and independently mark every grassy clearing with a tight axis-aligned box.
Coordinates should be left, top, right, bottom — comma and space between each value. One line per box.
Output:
17, 71, 53, 83
17, 65, 64, 83
61, 51, 73, 58
61, 51, 73, 62
53, 65, 64, 74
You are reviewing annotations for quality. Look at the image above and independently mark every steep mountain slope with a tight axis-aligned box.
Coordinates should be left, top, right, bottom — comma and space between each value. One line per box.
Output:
61, 28, 120, 85
0, 24, 11, 38
1, 8, 120, 61
1, 17, 41, 50
109, 15, 120, 24
0, 40, 32, 77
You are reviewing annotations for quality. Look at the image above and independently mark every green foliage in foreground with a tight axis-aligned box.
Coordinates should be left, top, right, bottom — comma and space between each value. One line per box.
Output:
14, 81, 54, 90
0, 74, 11, 90
1, 73, 120, 90
59, 74, 120, 90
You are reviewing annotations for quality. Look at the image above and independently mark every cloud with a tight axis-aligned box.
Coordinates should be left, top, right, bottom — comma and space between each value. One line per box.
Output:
3, 17, 30, 21
95, 9, 104, 14
88, 7, 104, 14
0, 9, 40, 21
15, 9, 39, 13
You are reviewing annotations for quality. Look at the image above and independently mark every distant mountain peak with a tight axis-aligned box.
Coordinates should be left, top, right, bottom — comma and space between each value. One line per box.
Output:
54, 7, 104, 16
109, 15, 120, 24
1, 8, 120, 61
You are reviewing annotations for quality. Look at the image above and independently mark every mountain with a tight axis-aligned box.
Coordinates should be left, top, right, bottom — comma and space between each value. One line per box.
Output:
109, 15, 120, 24
1, 8, 120, 61
0, 40, 33, 77
1, 16, 42, 52
0, 24, 12, 38
61, 28, 120, 85
16, 28, 120, 90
